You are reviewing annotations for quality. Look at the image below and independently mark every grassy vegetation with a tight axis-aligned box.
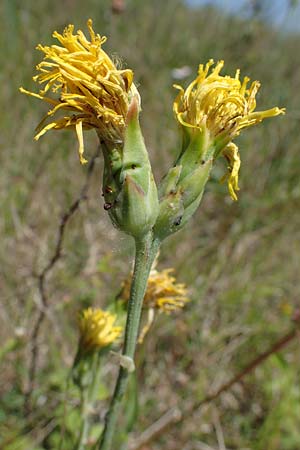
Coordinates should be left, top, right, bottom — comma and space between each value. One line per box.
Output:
1, 0, 299, 448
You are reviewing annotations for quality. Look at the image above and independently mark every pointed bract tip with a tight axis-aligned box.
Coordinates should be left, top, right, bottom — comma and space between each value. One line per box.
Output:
126, 95, 140, 125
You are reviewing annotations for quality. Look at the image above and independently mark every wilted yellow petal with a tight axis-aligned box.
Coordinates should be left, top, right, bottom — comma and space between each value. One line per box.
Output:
20, 19, 139, 162
220, 142, 241, 201
121, 266, 189, 314
75, 120, 88, 164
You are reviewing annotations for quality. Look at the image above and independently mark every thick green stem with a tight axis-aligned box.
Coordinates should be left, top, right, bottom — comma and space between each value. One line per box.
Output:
98, 233, 160, 450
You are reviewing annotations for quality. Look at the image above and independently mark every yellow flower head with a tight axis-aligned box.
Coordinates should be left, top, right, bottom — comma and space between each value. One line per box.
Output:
20, 19, 138, 164
173, 59, 285, 200
122, 266, 189, 314
78, 307, 122, 352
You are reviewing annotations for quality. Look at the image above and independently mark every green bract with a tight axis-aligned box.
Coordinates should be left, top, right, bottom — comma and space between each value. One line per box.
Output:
101, 97, 159, 238
154, 129, 213, 239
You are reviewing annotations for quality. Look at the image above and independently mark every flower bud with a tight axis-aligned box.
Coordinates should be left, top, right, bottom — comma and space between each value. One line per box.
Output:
154, 130, 213, 239
102, 97, 159, 238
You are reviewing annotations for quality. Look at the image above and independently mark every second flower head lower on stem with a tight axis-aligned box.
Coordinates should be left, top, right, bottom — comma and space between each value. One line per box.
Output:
72, 307, 123, 389
120, 261, 189, 342
78, 307, 122, 354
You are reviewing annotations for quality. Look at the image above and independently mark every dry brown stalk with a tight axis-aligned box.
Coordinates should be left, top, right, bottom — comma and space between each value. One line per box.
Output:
129, 311, 300, 450
24, 148, 100, 412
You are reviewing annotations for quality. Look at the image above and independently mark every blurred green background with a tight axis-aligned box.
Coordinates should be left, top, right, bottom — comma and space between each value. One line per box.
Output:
1, 0, 300, 448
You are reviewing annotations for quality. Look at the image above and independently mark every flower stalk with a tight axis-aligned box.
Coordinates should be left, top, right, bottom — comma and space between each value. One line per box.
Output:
76, 386, 90, 450
75, 351, 105, 450
71, 310, 122, 450
98, 233, 160, 450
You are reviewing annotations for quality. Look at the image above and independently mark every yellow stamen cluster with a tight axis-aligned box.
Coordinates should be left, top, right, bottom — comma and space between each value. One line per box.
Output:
20, 19, 137, 164
78, 307, 122, 352
174, 59, 285, 200
122, 267, 189, 314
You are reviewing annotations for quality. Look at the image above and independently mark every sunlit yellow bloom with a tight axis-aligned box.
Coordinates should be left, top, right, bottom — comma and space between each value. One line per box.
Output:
174, 59, 285, 199
78, 307, 122, 352
122, 266, 189, 314
20, 19, 138, 164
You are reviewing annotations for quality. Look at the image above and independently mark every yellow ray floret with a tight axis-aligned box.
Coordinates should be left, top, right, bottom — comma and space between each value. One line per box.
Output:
145, 268, 189, 313
78, 307, 122, 352
173, 60, 285, 199
20, 19, 137, 164
174, 59, 284, 138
